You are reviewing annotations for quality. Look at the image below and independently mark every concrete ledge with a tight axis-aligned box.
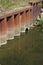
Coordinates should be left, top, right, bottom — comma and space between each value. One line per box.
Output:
0, 41, 7, 47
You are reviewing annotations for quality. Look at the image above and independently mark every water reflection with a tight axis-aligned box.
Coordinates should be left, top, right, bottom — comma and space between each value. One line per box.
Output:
0, 26, 43, 65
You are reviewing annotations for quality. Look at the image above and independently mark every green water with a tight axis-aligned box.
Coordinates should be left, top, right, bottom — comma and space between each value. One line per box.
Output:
0, 25, 43, 65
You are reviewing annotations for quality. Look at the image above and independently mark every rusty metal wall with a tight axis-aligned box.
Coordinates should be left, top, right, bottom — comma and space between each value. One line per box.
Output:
7, 15, 14, 40
0, 18, 7, 46
14, 14, 20, 36
20, 11, 26, 32
0, 1, 41, 46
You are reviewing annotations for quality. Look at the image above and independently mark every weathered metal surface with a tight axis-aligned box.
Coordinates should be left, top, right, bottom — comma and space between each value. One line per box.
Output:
14, 14, 20, 36
7, 16, 14, 40
20, 11, 26, 32
0, 1, 41, 46
29, 1, 41, 25
0, 18, 7, 46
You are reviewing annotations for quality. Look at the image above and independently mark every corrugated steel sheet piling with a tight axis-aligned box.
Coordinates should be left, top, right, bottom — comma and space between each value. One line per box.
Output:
14, 13, 20, 36
6, 15, 14, 40
0, 0, 42, 46
29, 1, 41, 25
0, 18, 7, 46
20, 11, 26, 33
25, 6, 33, 28
5, 10, 15, 40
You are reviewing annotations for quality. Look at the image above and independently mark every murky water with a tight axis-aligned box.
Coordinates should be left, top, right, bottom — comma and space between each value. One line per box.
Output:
0, 26, 43, 65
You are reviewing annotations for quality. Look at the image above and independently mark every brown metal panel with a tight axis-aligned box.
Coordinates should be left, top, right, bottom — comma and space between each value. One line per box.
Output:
14, 13, 20, 36
14, 14, 19, 26
29, 1, 41, 20
1, 19, 7, 33
24, 11, 27, 24
19, 11, 26, 32
7, 15, 15, 40
0, 18, 8, 46
26, 10, 29, 23
0, 24, 1, 45
20, 11, 26, 25
30, 3, 37, 21
7, 16, 14, 28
